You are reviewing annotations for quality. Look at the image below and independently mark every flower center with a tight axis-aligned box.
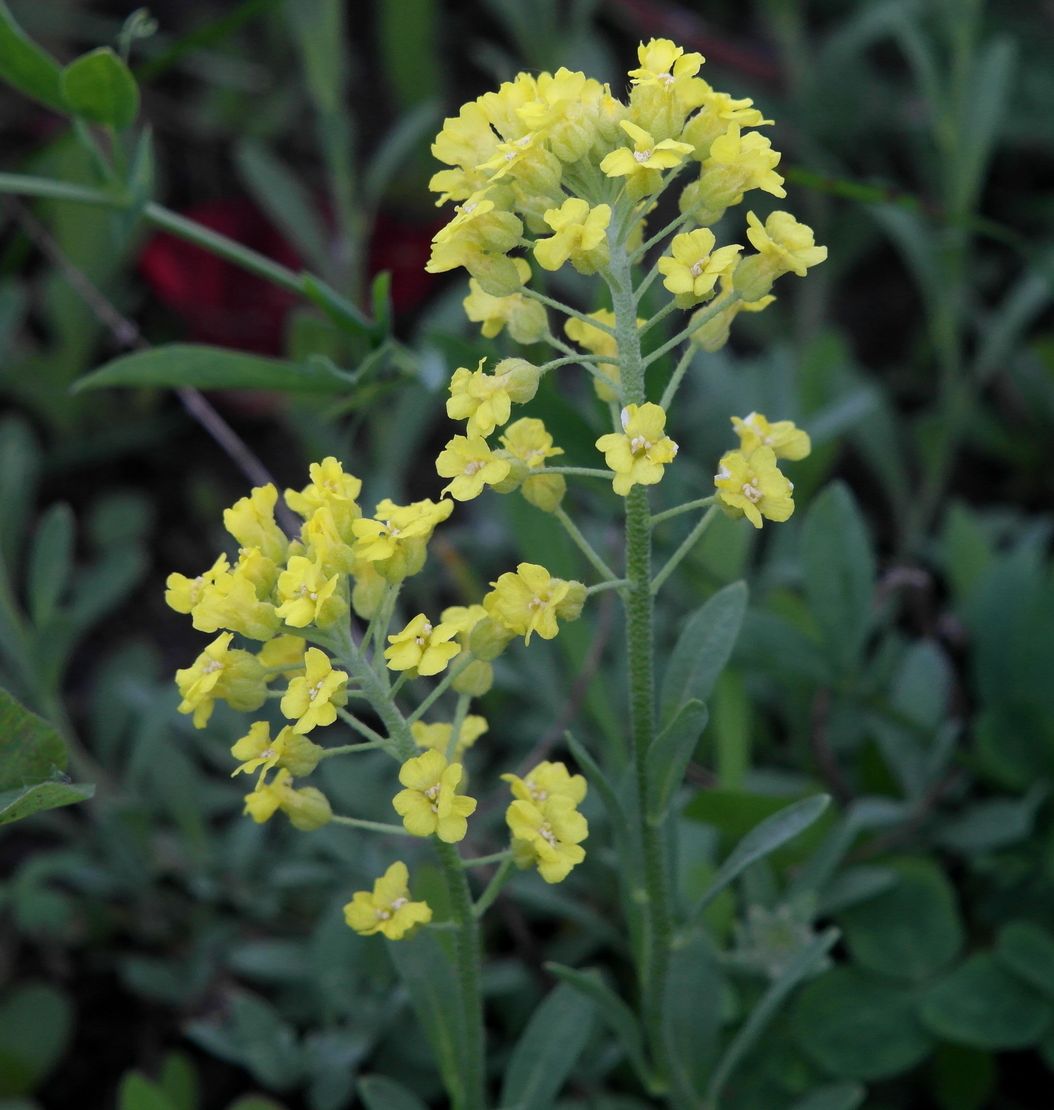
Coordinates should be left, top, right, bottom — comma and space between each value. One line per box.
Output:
203, 660, 223, 674
539, 823, 558, 847
741, 480, 762, 503
308, 680, 324, 701
629, 435, 651, 454
633, 148, 653, 163
464, 460, 484, 476
690, 260, 705, 277
528, 596, 545, 610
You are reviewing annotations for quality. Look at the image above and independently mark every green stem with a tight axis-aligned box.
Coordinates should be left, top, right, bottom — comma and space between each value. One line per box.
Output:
651, 506, 720, 595
650, 496, 716, 527
586, 577, 630, 596
407, 655, 475, 725
632, 208, 692, 263
523, 287, 617, 332
608, 246, 675, 1086
436, 840, 486, 1110
335, 707, 387, 745
331, 815, 414, 835
464, 850, 513, 869
445, 693, 471, 763
319, 740, 390, 759
545, 466, 614, 480
643, 296, 741, 369
554, 505, 620, 583
473, 857, 514, 916
640, 299, 678, 336
659, 345, 697, 410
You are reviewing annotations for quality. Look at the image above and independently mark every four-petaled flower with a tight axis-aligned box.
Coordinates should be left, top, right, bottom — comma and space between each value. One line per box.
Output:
384, 613, 462, 676
280, 647, 349, 734
483, 562, 585, 644
392, 750, 478, 842
713, 446, 795, 528
533, 198, 612, 273
343, 861, 433, 940
731, 412, 811, 461
657, 228, 743, 305
436, 435, 512, 501
596, 403, 679, 496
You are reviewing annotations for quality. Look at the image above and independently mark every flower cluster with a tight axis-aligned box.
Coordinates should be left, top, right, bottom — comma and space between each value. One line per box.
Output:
503, 761, 589, 883
714, 412, 812, 527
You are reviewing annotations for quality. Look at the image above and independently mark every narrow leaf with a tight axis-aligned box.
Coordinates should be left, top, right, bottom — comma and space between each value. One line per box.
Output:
357, 1075, 429, 1110
691, 794, 831, 921
0, 686, 67, 789
646, 699, 707, 822
61, 47, 140, 129
706, 928, 839, 1105
0, 0, 66, 110
74, 344, 357, 394
27, 503, 75, 626
546, 963, 651, 1087
565, 729, 625, 831
500, 982, 595, 1110
0, 779, 94, 825
660, 580, 748, 726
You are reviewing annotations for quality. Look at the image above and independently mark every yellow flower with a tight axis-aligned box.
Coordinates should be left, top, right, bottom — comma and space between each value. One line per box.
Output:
392, 750, 478, 843
563, 310, 626, 401
463, 259, 547, 343
506, 795, 588, 883
343, 861, 433, 940
223, 485, 288, 565
731, 412, 811, 461
714, 446, 795, 529
351, 498, 453, 583
165, 553, 229, 614
436, 435, 512, 502
412, 716, 489, 761
384, 614, 462, 677
734, 210, 828, 300
595, 403, 679, 496
483, 562, 584, 644
499, 418, 564, 470
496, 418, 567, 512
439, 603, 488, 643
426, 192, 523, 294
175, 632, 268, 728
683, 91, 771, 161
243, 767, 331, 830
230, 720, 323, 779
430, 101, 501, 204
190, 563, 280, 642
300, 506, 355, 577
446, 357, 542, 438
284, 457, 362, 539
274, 555, 346, 628
599, 120, 693, 197
257, 634, 306, 677
501, 760, 587, 807
657, 228, 743, 305
628, 37, 705, 88
516, 68, 610, 163
689, 283, 774, 351
280, 647, 349, 734
680, 124, 785, 225
533, 198, 612, 273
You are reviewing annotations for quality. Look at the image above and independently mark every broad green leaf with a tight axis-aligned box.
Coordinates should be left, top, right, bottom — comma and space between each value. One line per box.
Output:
792, 967, 932, 1080
919, 954, 1051, 1050
0, 1, 65, 111
27, 504, 74, 626
706, 928, 839, 1105
646, 699, 707, 822
118, 1073, 177, 1110
800, 483, 875, 672
234, 141, 330, 275
500, 982, 595, 1110
0, 982, 73, 1096
940, 502, 994, 605
663, 933, 723, 1099
387, 931, 465, 1106
158, 1052, 197, 1110
690, 795, 831, 922
934, 785, 1047, 854
995, 921, 1054, 1001
74, 345, 357, 394
0, 781, 94, 826
660, 580, 748, 725
60, 48, 140, 129
545, 964, 650, 1088
0, 688, 66, 789
789, 1083, 866, 1110
357, 1076, 428, 1110
839, 858, 963, 982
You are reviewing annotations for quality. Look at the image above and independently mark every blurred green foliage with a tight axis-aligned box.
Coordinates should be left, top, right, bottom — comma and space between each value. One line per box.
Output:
1, 0, 1053, 1107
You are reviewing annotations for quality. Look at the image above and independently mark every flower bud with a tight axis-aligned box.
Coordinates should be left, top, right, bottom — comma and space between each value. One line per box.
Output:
283, 785, 332, 831
521, 472, 566, 513
497, 358, 542, 405
469, 254, 527, 297
468, 616, 516, 661
453, 659, 494, 697
732, 255, 776, 302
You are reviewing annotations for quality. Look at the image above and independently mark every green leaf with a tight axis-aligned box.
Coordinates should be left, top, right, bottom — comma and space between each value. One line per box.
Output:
789, 1083, 866, 1110
545, 964, 650, 1088
0, 416, 40, 569
500, 982, 595, 1110
60, 48, 140, 129
0, 781, 94, 826
660, 580, 748, 725
74, 345, 357, 394
159, 1052, 198, 1110
285, 0, 346, 115
995, 921, 1054, 1001
0, 982, 73, 1096
934, 784, 1047, 854
118, 1073, 177, 1110
919, 953, 1051, 1050
387, 931, 465, 1106
357, 1076, 427, 1110
839, 858, 963, 982
27, 504, 74, 627
646, 699, 707, 822
565, 730, 625, 836
792, 967, 932, 1080
0, 688, 66, 788
801, 483, 875, 672
931, 1044, 995, 1110
362, 100, 441, 209
378, 0, 440, 108
690, 794, 831, 922
707, 928, 840, 1105
0, 1, 65, 111
662, 933, 723, 1099
234, 141, 330, 275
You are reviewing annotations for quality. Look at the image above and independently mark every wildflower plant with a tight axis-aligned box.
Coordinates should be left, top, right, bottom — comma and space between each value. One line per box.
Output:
164, 37, 827, 1110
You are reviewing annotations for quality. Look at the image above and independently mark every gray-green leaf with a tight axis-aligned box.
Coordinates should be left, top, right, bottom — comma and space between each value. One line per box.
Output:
61, 47, 140, 129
